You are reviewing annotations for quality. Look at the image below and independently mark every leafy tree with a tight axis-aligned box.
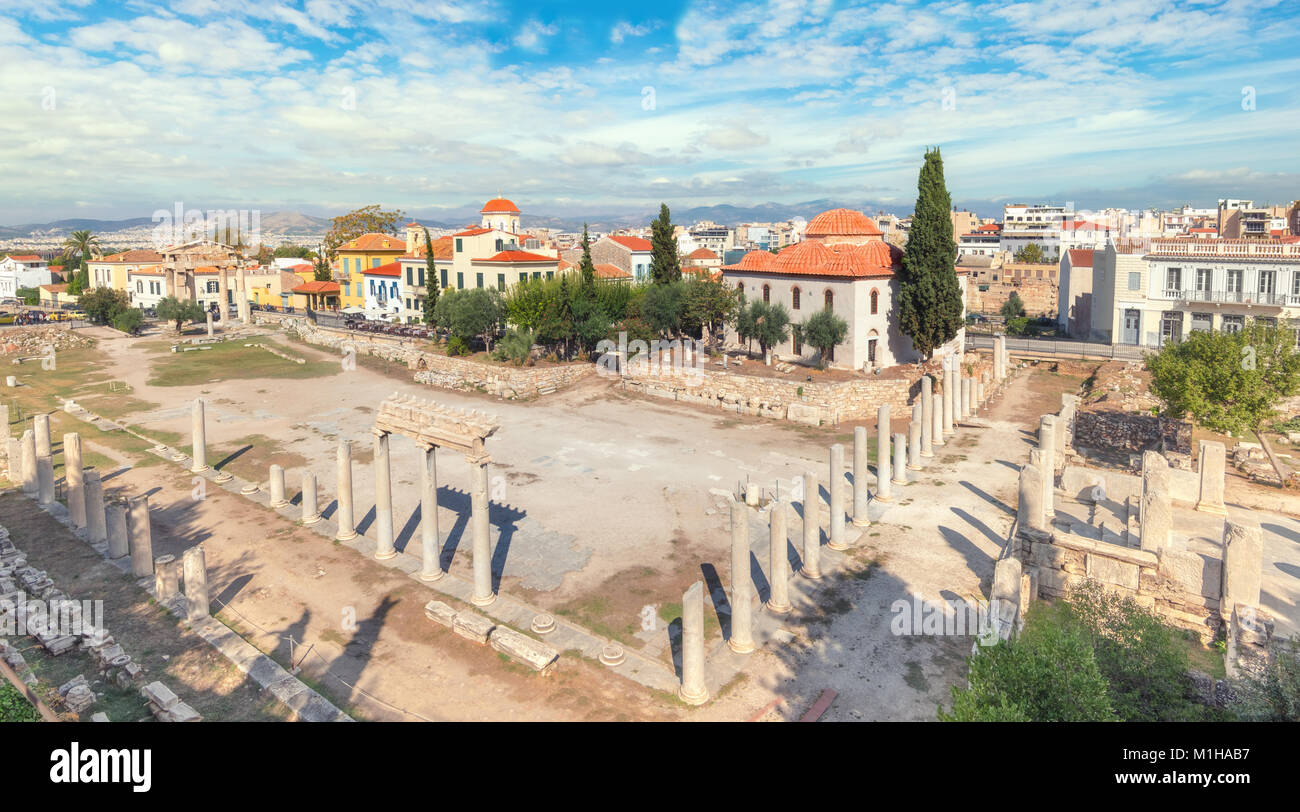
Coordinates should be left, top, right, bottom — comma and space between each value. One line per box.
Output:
273, 244, 315, 259
155, 295, 206, 332
740, 301, 790, 357
681, 276, 741, 346
897, 148, 963, 360
61, 229, 99, 266
941, 601, 1115, 722
1146, 322, 1300, 482
1014, 242, 1047, 264
492, 329, 535, 365
734, 294, 757, 352
422, 227, 439, 322
15, 287, 39, 306
435, 288, 503, 352
79, 287, 131, 325
649, 204, 681, 285
323, 204, 407, 258
313, 246, 332, 282
640, 280, 683, 336
801, 308, 848, 367
1000, 291, 1026, 320
112, 307, 144, 334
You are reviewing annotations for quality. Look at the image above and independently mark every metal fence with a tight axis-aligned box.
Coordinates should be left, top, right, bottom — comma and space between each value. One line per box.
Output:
965, 333, 1148, 361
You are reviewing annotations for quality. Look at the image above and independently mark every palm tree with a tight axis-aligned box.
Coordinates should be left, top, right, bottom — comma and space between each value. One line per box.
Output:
61, 230, 100, 265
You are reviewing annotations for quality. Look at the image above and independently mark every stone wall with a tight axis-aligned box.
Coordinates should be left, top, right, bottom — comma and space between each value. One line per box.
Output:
966, 276, 1058, 318
619, 365, 915, 425
1074, 410, 1192, 456
255, 313, 595, 399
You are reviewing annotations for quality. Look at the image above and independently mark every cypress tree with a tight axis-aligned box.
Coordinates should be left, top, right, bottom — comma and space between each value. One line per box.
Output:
579, 224, 596, 292
897, 147, 962, 360
423, 226, 439, 317
649, 203, 681, 285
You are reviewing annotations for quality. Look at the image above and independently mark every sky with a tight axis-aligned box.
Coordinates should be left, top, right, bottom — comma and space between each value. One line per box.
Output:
2, 0, 1299, 223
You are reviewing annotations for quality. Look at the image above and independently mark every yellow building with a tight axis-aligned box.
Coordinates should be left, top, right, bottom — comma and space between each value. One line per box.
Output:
88, 249, 164, 292
335, 233, 407, 310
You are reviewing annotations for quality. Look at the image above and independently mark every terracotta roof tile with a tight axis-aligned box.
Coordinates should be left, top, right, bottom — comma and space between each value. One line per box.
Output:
607, 235, 652, 251
805, 208, 883, 238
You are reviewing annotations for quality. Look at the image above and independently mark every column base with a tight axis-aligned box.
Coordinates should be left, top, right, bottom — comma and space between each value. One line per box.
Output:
801, 566, 822, 580
240, 484, 259, 495
766, 599, 792, 615
678, 686, 710, 706
1194, 502, 1228, 516
213, 472, 233, 483
301, 514, 320, 525
190, 465, 209, 474
891, 476, 907, 486
874, 494, 892, 503
471, 592, 496, 607
920, 450, 934, 458
852, 517, 870, 528
270, 499, 288, 509
335, 529, 356, 541
827, 540, 851, 551
374, 549, 397, 561
907, 463, 921, 471
420, 569, 446, 582
728, 638, 756, 654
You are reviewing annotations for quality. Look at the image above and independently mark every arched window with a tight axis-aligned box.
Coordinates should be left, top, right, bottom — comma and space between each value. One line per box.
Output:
870, 288, 879, 315
792, 287, 801, 310
762, 284, 770, 303
737, 281, 744, 292
824, 289, 834, 310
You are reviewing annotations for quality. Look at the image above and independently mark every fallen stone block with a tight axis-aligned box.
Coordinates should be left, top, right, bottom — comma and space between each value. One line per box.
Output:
452, 612, 496, 644
488, 626, 559, 673
141, 681, 179, 711
423, 600, 457, 628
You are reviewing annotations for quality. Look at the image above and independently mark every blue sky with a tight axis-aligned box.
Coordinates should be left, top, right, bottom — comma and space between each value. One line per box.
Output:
2, 0, 1298, 223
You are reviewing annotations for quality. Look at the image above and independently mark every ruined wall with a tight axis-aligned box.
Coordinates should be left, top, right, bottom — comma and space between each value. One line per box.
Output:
966, 276, 1058, 318
1073, 410, 1192, 456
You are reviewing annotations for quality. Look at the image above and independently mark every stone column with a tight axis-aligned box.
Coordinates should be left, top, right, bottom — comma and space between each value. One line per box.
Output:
1195, 440, 1228, 515
827, 443, 848, 550
958, 376, 970, 421
64, 432, 85, 528
36, 455, 54, 505
0, 404, 8, 446
128, 495, 154, 578
268, 464, 288, 508
84, 470, 106, 544
767, 498, 791, 614
238, 268, 250, 324
301, 471, 320, 524
154, 555, 181, 603
977, 380, 985, 408
891, 432, 907, 486
190, 398, 207, 473
852, 427, 869, 527
19, 429, 35, 495
106, 501, 129, 559
335, 440, 356, 541
728, 497, 755, 653
5, 437, 18, 482
1039, 415, 1056, 519
183, 545, 210, 621
217, 268, 230, 325
1018, 463, 1045, 531
907, 420, 921, 470
801, 470, 820, 579
1220, 518, 1263, 621
920, 375, 934, 457
932, 382, 945, 448
34, 413, 51, 458
373, 432, 395, 560
876, 404, 892, 502
1139, 451, 1172, 555
469, 455, 494, 606
205, 310, 214, 337
943, 365, 956, 435
678, 580, 709, 705
419, 443, 442, 581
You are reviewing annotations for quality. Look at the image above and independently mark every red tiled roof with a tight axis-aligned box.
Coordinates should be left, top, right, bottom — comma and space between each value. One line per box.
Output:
481, 197, 520, 214
608, 235, 652, 251
725, 240, 899, 279
1066, 249, 1094, 266
805, 208, 883, 239
361, 261, 401, 277
477, 250, 557, 263
593, 263, 632, 280
686, 247, 718, 260
1189, 227, 1217, 233
292, 281, 340, 294
5, 254, 42, 261
403, 235, 454, 260
453, 227, 493, 238
977, 223, 1001, 232
93, 250, 163, 264
721, 250, 780, 273
40, 284, 69, 293
338, 233, 405, 252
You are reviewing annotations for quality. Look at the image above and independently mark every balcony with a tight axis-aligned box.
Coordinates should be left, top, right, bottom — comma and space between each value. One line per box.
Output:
1159, 288, 1300, 306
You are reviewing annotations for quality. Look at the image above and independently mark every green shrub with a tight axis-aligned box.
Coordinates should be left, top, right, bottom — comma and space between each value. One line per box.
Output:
492, 329, 534, 365
1233, 638, 1300, 721
112, 307, 144, 334
0, 681, 41, 722
446, 335, 470, 356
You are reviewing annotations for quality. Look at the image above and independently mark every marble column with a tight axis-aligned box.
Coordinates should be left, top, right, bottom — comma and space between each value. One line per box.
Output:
1220, 518, 1263, 621
190, 398, 207, 473
0, 404, 8, 445
1140, 451, 1172, 555
801, 470, 820, 579
907, 420, 921, 470
419, 443, 443, 581
183, 545, 210, 621
34, 413, 51, 458
106, 501, 129, 559
1194, 440, 1228, 515
1017, 463, 1045, 531
301, 471, 320, 524
84, 470, 106, 544
128, 495, 154, 578
5, 438, 18, 482
852, 426, 869, 527
205, 310, 214, 337
959, 376, 970, 420
920, 375, 934, 457
19, 429, 35, 495
876, 404, 892, 502
373, 432, 395, 560
891, 432, 907, 486
828, 443, 848, 550
678, 580, 709, 705
941, 365, 954, 436
268, 464, 288, 508
728, 497, 755, 653
469, 455, 494, 606
767, 498, 791, 614
335, 439, 356, 541
217, 268, 230, 325
64, 432, 85, 528
35, 454, 54, 504
154, 555, 181, 603
1039, 415, 1057, 519
932, 381, 946, 448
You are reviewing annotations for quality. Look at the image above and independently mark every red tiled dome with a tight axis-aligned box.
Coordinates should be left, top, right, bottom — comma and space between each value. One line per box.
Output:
773, 240, 836, 274
805, 208, 883, 239
722, 249, 780, 272
481, 197, 520, 214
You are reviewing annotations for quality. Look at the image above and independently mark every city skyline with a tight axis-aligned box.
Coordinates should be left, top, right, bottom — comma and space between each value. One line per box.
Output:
2, 0, 1298, 223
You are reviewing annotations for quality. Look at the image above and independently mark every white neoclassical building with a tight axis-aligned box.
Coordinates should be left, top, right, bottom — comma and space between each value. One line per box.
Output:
721, 208, 967, 370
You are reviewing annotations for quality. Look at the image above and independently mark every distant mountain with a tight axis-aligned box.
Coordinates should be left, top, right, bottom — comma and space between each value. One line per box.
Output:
258, 210, 332, 233
0, 216, 155, 240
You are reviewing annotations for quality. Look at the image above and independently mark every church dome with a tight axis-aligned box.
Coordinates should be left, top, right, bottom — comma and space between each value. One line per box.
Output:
481, 197, 520, 214
805, 208, 883, 239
